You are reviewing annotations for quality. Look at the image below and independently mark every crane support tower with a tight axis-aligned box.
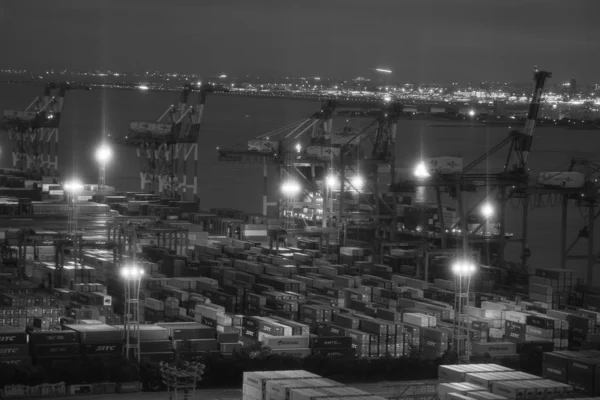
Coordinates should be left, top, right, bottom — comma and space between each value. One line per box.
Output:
118, 83, 211, 200
1, 82, 82, 176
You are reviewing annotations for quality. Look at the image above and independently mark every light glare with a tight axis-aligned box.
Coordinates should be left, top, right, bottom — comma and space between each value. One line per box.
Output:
481, 202, 494, 219
414, 161, 431, 179
351, 175, 364, 190
95, 144, 112, 164
325, 175, 338, 187
281, 181, 301, 196
64, 179, 84, 193
451, 260, 476, 276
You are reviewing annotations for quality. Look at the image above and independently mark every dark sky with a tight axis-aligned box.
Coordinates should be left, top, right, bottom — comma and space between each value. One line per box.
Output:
1, 0, 598, 83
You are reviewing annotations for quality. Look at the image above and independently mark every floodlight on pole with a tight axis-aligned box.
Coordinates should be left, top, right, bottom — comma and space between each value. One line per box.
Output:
414, 161, 431, 179
351, 175, 364, 190
281, 181, 301, 196
95, 144, 112, 193
121, 264, 144, 363
64, 180, 84, 193
451, 258, 476, 363
451, 260, 476, 277
481, 202, 494, 219
325, 175, 338, 188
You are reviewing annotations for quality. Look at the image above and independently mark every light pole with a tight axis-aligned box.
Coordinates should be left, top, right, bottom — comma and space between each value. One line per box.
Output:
95, 144, 112, 194
64, 180, 83, 234
281, 180, 301, 230
121, 264, 144, 363
451, 259, 476, 363
480, 202, 495, 263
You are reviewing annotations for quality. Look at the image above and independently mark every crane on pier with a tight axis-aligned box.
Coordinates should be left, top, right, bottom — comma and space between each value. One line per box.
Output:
390, 67, 552, 267
1, 82, 90, 176
217, 98, 404, 246
115, 83, 212, 201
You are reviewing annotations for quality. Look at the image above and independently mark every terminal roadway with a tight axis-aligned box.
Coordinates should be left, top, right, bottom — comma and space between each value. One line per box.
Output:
43, 381, 437, 400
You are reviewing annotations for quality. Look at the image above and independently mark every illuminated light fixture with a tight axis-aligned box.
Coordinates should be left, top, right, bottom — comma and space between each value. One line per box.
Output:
295, 143, 302, 153
95, 144, 112, 164
138, 85, 149, 91
281, 181, 301, 196
120, 265, 144, 280
375, 68, 392, 74
414, 161, 431, 179
64, 180, 84, 193
351, 175, 364, 190
325, 175, 338, 187
383, 95, 392, 102
451, 260, 477, 276
468, 109, 476, 117
481, 202, 494, 219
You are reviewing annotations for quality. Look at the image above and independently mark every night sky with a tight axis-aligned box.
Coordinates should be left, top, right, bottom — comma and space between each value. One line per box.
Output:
1, 0, 598, 83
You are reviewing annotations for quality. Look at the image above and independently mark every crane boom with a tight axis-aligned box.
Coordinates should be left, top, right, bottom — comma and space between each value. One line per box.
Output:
520, 68, 552, 168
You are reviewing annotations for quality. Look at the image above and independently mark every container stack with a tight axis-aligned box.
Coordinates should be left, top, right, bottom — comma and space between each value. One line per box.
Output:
265, 336, 311, 358
437, 364, 574, 400
1, 292, 63, 329
0, 328, 30, 367
242, 370, 387, 400
30, 329, 80, 368
542, 351, 600, 396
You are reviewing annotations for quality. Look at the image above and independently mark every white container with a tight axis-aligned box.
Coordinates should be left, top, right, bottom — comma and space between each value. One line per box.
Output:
504, 311, 528, 325
467, 391, 508, 400
266, 335, 310, 349
402, 313, 431, 327
3, 110, 37, 122
424, 157, 463, 174
438, 364, 513, 383
447, 394, 477, 400
267, 378, 341, 400
537, 172, 585, 188
438, 383, 487, 400
248, 139, 279, 153
305, 146, 341, 161
130, 121, 172, 135
471, 342, 517, 357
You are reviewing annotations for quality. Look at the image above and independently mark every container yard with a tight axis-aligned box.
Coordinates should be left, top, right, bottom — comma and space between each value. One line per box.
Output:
2, 67, 600, 400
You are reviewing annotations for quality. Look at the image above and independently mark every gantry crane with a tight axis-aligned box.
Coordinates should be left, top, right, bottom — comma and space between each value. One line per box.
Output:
1, 82, 90, 176
337, 100, 404, 244
217, 99, 339, 219
217, 98, 404, 248
117, 83, 212, 201
390, 67, 552, 267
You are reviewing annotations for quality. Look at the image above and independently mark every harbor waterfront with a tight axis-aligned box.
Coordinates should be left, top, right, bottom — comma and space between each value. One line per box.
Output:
1, 83, 598, 284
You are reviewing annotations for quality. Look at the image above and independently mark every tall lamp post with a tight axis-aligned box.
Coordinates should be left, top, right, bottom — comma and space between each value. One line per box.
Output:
95, 144, 112, 194
121, 264, 144, 363
451, 259, 476, 363
281, 180, 301, 230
